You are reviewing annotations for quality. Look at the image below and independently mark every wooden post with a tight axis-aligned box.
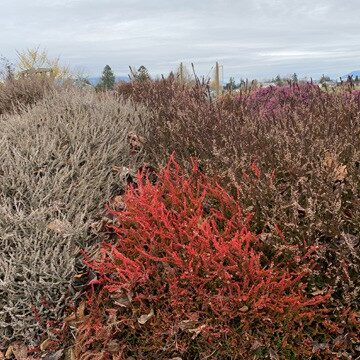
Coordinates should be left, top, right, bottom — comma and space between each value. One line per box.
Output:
179, 62, 184, 83
215, 61, 221, 96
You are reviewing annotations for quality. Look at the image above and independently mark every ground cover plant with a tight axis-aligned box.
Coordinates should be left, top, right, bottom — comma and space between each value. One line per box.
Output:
0, 74, 54, 115
0, 85, 148, 347
0, 75, 359, 359
73, 158, 357, 359
116, 79, 360, 316
112, 78, 360, 357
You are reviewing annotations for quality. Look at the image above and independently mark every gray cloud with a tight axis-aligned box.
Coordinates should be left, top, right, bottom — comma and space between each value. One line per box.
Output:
1, 0, 359, 80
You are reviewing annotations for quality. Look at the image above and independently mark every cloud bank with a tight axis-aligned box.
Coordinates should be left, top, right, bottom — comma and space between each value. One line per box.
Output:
1, 0, 359, 79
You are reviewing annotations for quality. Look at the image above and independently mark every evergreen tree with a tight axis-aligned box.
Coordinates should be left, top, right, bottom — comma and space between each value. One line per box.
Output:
129, 65, 151, 82
224, 77, 237, 90
97, 65, 115, 90
274, 75, 283, 86
137, 65, 150, 82
168, 71, 175, 80
292, 73, 298, 83
319, 74, 331, 85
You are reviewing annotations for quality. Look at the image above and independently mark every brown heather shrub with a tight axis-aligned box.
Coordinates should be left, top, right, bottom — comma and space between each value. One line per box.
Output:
0, 87, 149, 347
116, 80, 360, 327
0, 75, 54, 115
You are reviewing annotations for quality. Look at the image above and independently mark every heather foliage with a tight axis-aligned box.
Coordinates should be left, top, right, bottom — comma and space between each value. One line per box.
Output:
75, 158, 349, 359
0, 74, 54, 115
115, 80, 360, 319
1, 75, 359, 358
0, 87, 148, 347
242, 82, 324, 115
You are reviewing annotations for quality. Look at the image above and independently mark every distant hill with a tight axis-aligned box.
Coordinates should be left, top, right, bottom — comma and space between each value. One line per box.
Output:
88, 76, 129, 86
342, 70, 360, 79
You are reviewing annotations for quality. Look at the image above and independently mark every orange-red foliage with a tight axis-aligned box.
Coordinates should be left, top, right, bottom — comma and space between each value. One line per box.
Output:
75, 158, 344, 359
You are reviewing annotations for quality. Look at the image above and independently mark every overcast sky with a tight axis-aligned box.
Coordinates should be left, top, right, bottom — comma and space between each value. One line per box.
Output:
1, 0, 359, 80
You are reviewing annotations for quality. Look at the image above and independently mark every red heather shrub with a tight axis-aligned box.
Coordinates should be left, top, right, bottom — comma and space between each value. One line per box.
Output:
75, 158, 337, 359
124, 77, 360, 318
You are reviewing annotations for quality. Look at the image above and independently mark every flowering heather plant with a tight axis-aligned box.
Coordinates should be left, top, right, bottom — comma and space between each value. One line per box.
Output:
73, 158, 348, 359
242, 83, 324, 116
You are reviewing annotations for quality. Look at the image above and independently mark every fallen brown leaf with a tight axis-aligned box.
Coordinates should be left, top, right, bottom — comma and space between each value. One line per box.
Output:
179, 319, 198, 331
76, 300, 86, 319
5, 346, 12, 359
64, 312, 76, 323
40, 338, 54, 352
64, 347, 76, 360
311, 289, 326, 296
323, 152, 336, 169
334, 164, 347, 182
239, 305, 249, 312
107, 340, 121, 354
43, 349, 64, 360
137, 308, 154, 324
5, 342, 27, 360
188, 324, 206, 339
112, 291, 133, 308
64, 300, 86, 324
47, 219, 71, 234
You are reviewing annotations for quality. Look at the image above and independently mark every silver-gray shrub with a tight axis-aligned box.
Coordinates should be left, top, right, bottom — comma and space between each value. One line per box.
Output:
0, 87, 148, 346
